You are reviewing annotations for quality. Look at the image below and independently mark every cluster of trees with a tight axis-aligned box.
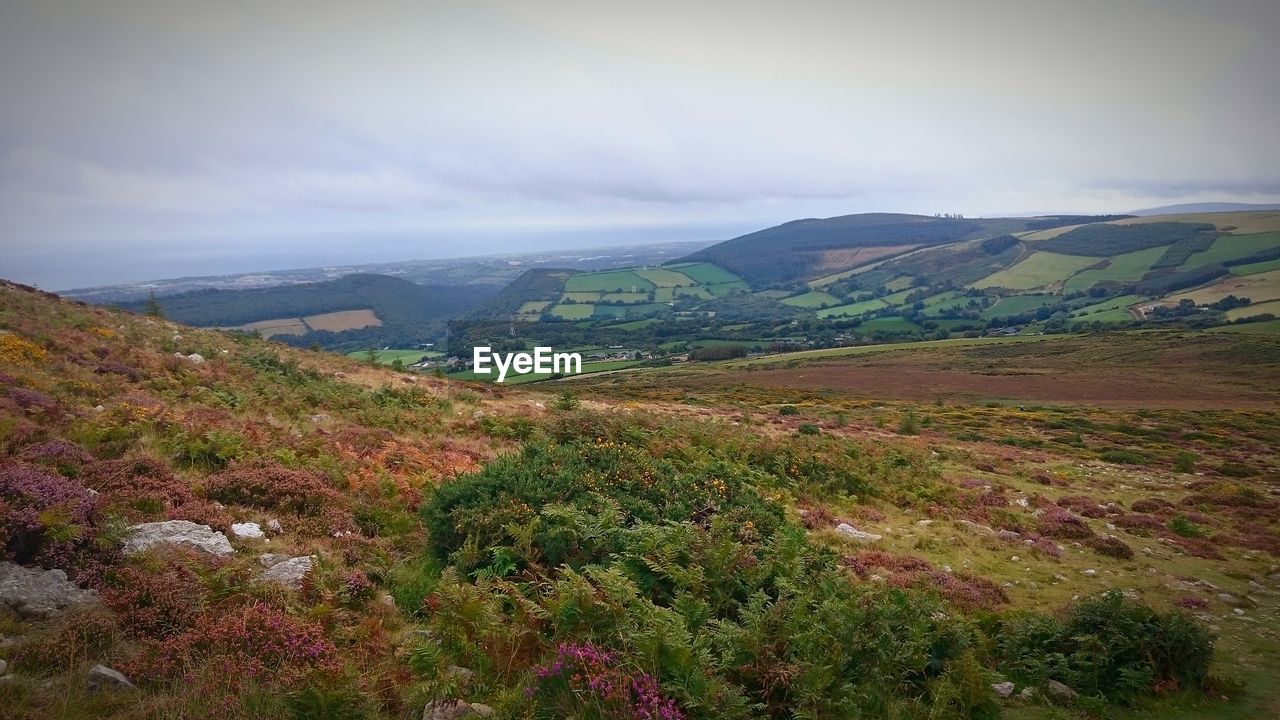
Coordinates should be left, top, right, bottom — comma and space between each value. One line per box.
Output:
1038, 222, 1217, 256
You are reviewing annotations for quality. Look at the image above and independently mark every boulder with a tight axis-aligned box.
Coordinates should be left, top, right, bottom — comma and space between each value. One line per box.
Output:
0, 562, 98, 619
87, 664, 136, 693
262, 555, 314, 589
230, 522, 265, 540
1046, 679, 1078, 702
266, 518, 284, 534
123, 521, 234, 557
958, 520, 996, 536
991, 681, 1015, 698
998, 530, 1021, 541
468, 704, 494, 717
835, 523, 882, 542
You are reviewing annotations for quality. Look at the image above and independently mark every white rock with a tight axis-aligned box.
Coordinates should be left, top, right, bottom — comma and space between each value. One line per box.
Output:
992, 681, 1015, 698
262, 555, 314, 589
266, 518, 284, 534
87, 665, 135, 693
230, 522, 265, 540
258, 553, 290, 568
1047, 679, 1078, 702
123, 520, 234, 557
186, 353, 205, 364
835, 523, 882, 542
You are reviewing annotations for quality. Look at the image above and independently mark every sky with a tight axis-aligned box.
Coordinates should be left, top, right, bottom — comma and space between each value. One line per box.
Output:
2, 0, 1279, 290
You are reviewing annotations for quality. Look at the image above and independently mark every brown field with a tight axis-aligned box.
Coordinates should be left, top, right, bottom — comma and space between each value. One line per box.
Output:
1162, 268, 1280, 307
575, 332, 1280, 409
301, 308, 381, 332
811, 244, 917, 276
225, 318, 307, 337
221, 308, 381, 337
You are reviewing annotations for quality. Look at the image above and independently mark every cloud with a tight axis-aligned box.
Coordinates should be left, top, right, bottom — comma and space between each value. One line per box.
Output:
2, 0, 1279, 287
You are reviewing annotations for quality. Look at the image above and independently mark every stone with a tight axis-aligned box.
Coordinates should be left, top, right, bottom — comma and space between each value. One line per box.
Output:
1019, 687, 1036, 700
87, 664, 136, 693
991, 681, 1015, 698
266, 518, 284, 534
230, 522, 265, 540
0, 659, 7, 674
258, 553, 291, 568
446, 665, 475, 681
1046, 679, 1078, 702
1081, 569, 1097, 577
1217, 593, 1251, 608
998, 530, 1021, 541
834, 523, 882, 542
0, 562, 99, 619
468, 703, 494, 717
262, 555, 314, 589
186, 353, 205, 364
958, 519, 996, 536
123, 521, 234, 557
423, 700, 478, 720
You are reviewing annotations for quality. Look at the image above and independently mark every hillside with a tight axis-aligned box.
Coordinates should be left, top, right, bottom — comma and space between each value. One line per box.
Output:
2, 279, 1278, 718
446, 212, 1280, 371
119, 274, 495, 352
675, 213, 1132, 287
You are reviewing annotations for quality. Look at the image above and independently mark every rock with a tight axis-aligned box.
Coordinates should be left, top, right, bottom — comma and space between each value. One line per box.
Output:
266, 518, 284, 534
0, 659, 7, 674
309, 414, 330, 423
1046, 679, 1078, 702
958, 519, 996, 536
186, 353, 205, 364
1019, 687, 1036, 700
423, 700, 478, 720
468, 703, 494, 717
0, 562, 99, 619
230, 522, 265, 540
1081, 569, 1097, 577
262, 555, 314, 589
123, 520, 234, 557
835, 523, 882, 542
1217, 593, 1252, 608
446, 665, 475, 681
87, 664, 135, 693
992, 681, 1015, 698
998, 530, 1021, 541
258, 553, 291, 568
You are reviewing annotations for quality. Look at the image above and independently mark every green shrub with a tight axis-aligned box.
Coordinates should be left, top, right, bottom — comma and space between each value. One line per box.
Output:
1173, 451, 1197, 473
1169, 516, 1207, 538
898, 410, 920, 435
797, 423, 820, 436
992, 590, 1213, 703
1099, 449, 1147, 465
778, 405, 799, 416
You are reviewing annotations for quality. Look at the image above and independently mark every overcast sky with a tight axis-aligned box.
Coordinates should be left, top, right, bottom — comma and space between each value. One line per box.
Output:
2, 0, 1279, 289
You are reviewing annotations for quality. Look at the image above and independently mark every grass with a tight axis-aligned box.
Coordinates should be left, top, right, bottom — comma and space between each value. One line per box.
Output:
549, 303, 595, 320
1063, 246, 1167, 292
563, 269, 657, 293
781, 291, 842, 308
974, 251, 1102, 290
597, 291, 651, 304
517, 300, 552, 314
1071, 294, 1146, 322
817, 298, 887, 318
344, 348, 441, 365
1180, 232, 1280, 269
632, 267, 696, 286
454, 359, 643, 384
979, 294, 1057, 320
1231, 257, 1280, 275
665, 261, 744, 285
1209, 318, 1280, 333
1166, 268, 1280, 306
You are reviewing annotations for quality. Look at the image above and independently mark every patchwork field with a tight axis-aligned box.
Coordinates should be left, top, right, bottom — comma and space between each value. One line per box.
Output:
974, 252, 1102, 290
221, 308, 382, 338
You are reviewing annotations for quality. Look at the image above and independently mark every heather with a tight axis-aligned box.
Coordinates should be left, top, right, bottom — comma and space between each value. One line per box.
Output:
0, 280, 1272, 719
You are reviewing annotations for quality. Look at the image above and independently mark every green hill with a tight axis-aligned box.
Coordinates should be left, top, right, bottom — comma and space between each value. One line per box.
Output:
124, 273, 494, 351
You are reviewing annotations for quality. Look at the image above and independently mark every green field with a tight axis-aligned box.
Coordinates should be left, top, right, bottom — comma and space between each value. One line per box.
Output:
1070, 294, 1145, 323
978, 294, 1056, 320
915, 290, 970, 315
653, 287, 675, 302
1062, 246, 1166, 292
560, 291, 601, 303
345, 348, 441, 365
590, 305, 628, 320
701, 281, 750, 297
1180, 232, 1280, 269
781, 290, 842, 308
665, 262, 743, 284
597, 291, 651, 304
607, 318, 662, 330
974, 251, 1101, 290
817, 297, 887, 318
1231, 257, 1280, 275
633, 266, 695, 286
674, 285, 715, 300
859, 316, 921, 333
516, 300, 551, 315
1224, 298, 1280, 320
549, 303, 595, 319
563, 269, 656, 293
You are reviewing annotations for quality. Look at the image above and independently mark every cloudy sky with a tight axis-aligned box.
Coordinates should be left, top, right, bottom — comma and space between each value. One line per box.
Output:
2, 0, 1278, 289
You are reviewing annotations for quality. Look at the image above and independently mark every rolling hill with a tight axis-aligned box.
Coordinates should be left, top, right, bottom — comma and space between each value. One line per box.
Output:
121, 273, 495, 351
